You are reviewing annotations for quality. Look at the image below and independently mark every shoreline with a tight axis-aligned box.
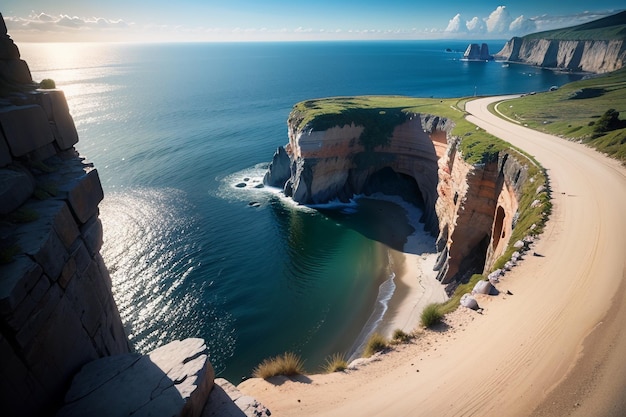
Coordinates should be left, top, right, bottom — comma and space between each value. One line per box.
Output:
377, 250, 447, 338
237, 96, 626, 416
341, 194, 447, 360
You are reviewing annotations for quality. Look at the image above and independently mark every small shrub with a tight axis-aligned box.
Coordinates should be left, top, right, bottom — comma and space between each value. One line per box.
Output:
421, 303, 444, 328
0, 244, 21, 264
39, 79, 56, 89
322, 353, 348, 373
391, 328, 411, 343
363, 333, 388, 358
252, 352, 305, 379
593, 109, 624, 137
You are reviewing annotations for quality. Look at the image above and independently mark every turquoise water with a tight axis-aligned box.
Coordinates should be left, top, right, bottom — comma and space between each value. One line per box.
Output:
20, 41, 582, 380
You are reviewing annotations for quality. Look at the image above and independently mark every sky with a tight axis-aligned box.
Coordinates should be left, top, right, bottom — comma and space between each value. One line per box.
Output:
2, 1, 625, 43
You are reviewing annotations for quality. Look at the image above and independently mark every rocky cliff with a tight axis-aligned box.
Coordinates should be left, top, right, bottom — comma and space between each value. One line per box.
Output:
495, 37, 626, 73
0, 15, 253, 417
0, 17, 130, 415
494, 11, 626, 73
265, 98, 544, 286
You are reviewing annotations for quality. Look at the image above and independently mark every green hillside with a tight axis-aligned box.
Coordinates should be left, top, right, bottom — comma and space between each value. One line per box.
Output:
523, 10, 626, 41
494, 68, 626, 162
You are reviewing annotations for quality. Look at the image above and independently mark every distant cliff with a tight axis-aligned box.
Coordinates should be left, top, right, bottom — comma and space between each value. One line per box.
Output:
494, 11, 626, 73
264, 97, 548, 287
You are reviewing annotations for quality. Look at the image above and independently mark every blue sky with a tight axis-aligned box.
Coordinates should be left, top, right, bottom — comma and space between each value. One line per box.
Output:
3, 1, 624, 42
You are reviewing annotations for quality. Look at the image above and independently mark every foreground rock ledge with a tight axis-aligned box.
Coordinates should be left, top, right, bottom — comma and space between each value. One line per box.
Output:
57, 338, 215, 417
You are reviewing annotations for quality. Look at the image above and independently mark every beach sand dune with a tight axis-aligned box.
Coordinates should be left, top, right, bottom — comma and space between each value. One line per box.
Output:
238, 96, 626, 417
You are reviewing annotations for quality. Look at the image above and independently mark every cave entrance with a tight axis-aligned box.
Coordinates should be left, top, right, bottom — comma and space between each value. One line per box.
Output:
361, 166, 425, 210
316, 166, 430, 252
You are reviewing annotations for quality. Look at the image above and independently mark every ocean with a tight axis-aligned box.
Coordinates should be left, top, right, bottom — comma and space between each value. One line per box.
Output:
20, 40, 582, 381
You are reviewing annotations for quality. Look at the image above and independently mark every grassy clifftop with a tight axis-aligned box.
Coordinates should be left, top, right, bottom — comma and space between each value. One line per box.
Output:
289, 96, 508, 164
522, 10, 626, 41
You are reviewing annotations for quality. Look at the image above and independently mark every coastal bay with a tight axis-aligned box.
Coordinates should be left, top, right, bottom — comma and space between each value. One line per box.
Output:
19, 41, 581, 381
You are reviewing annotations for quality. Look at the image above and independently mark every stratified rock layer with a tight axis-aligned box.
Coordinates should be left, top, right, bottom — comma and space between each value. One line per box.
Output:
495, 38, 626, 73
266, 104, 535, 286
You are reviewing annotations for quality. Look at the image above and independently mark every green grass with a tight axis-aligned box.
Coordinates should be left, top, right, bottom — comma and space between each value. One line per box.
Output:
362, 333, 388, 358
391, 329, 412, 343
252, 352, 305, 379
322, 353, 348, 373
522, 11, 626, 41
39, 78, 56, 89
289, 95, 510, 165
420, 303, 444, 328
437, 274, 485, 315
495, 67, 626, 163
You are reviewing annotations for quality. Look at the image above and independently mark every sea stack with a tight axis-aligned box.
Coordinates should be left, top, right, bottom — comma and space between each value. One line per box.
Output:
463, 43, 494, 61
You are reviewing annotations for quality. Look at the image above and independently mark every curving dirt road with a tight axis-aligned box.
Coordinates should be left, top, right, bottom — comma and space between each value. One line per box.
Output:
238, 96, 626, 417
466, 96, 626, 417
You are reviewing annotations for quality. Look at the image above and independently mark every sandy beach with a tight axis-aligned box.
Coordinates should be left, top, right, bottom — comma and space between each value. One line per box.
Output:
379, 250, 446, 338
238, 96, 626, 417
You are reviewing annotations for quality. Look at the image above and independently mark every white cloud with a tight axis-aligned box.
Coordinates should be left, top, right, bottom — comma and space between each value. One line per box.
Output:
35, 13, 55, 22
485, 5, 512, 34
509, 15, 536, 34
445, 14, 462, 33
6, 13, 129, 33
466, 17, 485, 33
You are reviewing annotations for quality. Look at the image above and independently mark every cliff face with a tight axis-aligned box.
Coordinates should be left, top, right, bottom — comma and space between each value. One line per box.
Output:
265, 106, 534, 285
0, 15, 256, 417
0, 19, 131, 416
495, 37, 626, 73
266, 113, 449, 233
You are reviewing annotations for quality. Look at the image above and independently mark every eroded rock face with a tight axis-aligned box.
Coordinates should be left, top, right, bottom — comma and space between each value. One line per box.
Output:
495, 37, 626, 73
266, 114, 451, 234
266, 107, 533, 286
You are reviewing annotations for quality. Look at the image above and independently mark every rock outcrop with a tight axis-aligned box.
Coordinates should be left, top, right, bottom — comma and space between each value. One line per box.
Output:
0, 19, 130, 416
57, 338, 214, 417
462, 43, 493, 61
1, 15, 269, 417
265, 99, 538, 286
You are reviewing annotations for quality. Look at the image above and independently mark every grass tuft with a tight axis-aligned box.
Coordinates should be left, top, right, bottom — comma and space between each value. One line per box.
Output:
420, 303, 444, 328
252, 352, 305, 379
363, 333, 388, 358
322, 353, 348, 373
391, 328, 412, 344
438, 274, 485, 315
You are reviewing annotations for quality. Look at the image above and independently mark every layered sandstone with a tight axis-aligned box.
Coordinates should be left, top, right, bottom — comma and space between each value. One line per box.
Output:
265, 101, 537, 286
495, 37, 626, 73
